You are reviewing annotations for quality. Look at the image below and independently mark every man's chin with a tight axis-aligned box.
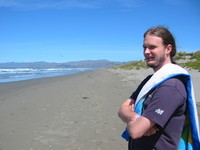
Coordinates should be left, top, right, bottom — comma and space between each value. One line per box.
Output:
146, 62, 156, 68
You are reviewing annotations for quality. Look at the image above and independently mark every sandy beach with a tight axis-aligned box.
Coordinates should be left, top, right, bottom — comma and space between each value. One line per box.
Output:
0, 68, 199, 150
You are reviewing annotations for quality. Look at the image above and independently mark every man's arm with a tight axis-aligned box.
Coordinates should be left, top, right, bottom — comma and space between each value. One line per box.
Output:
127, 116, 156, 139
118, 99, 140, 123
118, 99, 157, 139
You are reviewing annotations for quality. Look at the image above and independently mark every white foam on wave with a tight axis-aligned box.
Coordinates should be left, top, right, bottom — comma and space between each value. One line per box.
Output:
0, 68, 93, 83
0, 68, 36, 74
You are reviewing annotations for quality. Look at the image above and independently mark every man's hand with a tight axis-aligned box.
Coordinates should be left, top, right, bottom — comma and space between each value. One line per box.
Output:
143, 126, 159, 136
118, 99, 138, 123
127, 116, 156, 139
118, 99, 159, 139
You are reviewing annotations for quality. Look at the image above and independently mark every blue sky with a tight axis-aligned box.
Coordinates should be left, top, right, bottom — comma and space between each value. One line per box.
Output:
0, 0, 199, 63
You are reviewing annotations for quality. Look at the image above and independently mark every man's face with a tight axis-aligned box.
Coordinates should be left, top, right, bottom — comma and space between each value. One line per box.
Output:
143, 34, 168, 72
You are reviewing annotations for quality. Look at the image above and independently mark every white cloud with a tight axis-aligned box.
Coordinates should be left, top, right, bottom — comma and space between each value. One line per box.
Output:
0, 0, 141, 10
0, 0, 17, 7
0, 0, 98, 9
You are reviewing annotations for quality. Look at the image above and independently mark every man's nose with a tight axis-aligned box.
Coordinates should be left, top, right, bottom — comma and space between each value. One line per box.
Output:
144, 48, 150, 54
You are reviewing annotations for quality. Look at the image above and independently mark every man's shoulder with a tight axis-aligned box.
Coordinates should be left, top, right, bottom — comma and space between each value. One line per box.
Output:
158, 76, 187, 98
161, 76, 185, 87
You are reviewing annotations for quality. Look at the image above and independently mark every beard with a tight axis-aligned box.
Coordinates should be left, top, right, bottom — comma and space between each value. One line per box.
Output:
145, 54, 166, 70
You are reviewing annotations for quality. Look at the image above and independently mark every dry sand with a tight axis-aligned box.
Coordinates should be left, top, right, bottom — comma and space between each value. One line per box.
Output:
0, 68, 199, 150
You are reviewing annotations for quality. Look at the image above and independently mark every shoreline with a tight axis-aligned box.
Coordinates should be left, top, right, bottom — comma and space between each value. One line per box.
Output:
0, 68, 95, 84
0, 69, 128, 150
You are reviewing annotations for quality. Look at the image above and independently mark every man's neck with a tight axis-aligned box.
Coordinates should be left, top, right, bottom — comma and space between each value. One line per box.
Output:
153, 62, 172, 72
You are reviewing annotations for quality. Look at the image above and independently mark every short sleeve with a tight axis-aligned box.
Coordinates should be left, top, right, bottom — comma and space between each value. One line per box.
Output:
142, 78, 187, 128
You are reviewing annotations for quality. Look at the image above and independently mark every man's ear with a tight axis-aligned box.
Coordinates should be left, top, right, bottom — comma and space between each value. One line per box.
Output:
166, 44, 172, 55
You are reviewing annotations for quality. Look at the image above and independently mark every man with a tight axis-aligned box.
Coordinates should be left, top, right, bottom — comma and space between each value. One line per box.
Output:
118, 26, 200, 150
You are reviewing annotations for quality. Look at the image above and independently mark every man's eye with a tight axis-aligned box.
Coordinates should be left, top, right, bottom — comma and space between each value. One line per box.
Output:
148, 46, 156, 50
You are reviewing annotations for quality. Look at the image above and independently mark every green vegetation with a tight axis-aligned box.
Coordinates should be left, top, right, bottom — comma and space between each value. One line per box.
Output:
177, 51, 200, 70
174, 51, 193, 60
190, 52, 200, 61
112, 50, 200, 70
179, 51, 200, 70
183, 61, 200, 69
112, 60, 148, 70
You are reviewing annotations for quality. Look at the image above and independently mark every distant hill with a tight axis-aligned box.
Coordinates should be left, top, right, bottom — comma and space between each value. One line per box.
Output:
0, 60, 123, 69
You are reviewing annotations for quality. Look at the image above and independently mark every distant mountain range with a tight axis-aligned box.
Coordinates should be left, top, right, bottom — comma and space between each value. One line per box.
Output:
0, 60, 123, 68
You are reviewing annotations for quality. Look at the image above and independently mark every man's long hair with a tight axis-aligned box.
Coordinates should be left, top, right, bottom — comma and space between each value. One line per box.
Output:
144, 26, 176, 64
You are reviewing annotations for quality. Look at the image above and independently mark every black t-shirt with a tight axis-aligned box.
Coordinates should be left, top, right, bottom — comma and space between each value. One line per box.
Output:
129, 76, 187, 150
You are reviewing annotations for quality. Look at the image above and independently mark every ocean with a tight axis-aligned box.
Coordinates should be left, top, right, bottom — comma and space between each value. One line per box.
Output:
0, 68, 93, 83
